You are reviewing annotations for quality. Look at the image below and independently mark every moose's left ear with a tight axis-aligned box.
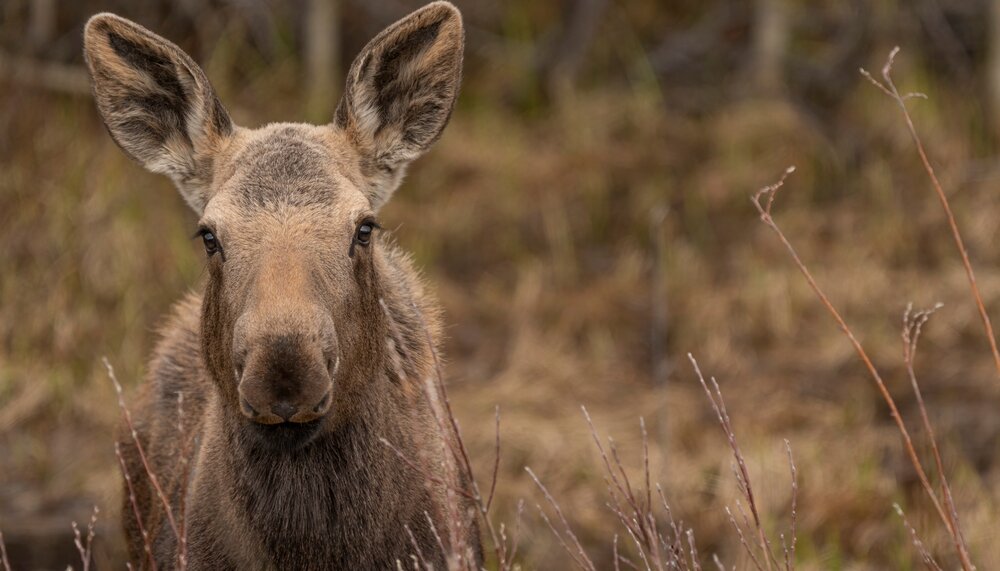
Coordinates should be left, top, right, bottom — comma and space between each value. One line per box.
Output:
335, 1, 464, 210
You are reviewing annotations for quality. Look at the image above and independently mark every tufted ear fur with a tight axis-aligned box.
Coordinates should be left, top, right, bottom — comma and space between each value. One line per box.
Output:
335, 1, 464, 210
83, 13, 233, 213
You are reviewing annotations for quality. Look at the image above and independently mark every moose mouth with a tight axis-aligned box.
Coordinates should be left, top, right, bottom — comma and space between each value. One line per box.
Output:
245, 418, 324, 452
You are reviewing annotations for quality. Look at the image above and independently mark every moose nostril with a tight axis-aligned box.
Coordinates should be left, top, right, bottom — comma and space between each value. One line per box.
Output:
313, 391, 332, 414
240, 397, 258, 417
271, 401, 297, 422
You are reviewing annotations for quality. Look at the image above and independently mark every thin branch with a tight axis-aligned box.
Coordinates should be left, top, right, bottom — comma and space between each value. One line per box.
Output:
116, 443, 157, 571
751, 169, 974, 571
0, 530, 11, 571
723, 506, 765, 571
687, 529, 702, 571
407, 301, 508, 568
894, 504, 945, 571
423, 511, 449, 569
382, 298, 513, 569
486, 405, 501, 514
71, 506, 99, 571
688, 355, 778, 571
508, 499, 526, 565
525, 467, 597, 571
404, 524, 432, 571
783, 439, 797, 571
378, 437, 477, 502
902, 303, 970, 563
104, 358, 180, 552
641, 417, 652, 521
861, 47, 1000, 382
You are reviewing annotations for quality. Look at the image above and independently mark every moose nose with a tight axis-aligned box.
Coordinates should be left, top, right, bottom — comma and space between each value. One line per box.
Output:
240, 384, 333, 425
271, 401, 297, 422
235, 327, 336, 426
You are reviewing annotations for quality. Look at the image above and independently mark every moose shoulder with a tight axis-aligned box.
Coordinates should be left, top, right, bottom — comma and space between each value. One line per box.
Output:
83, 3, 480, 568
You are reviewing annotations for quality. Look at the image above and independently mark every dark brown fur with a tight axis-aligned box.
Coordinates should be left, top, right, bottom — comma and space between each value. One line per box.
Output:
84, 3, 478, 569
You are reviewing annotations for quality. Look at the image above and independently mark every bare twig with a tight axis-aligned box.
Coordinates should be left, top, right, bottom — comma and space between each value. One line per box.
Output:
415, 307, 510, 569
723, 506, 766, 571
641, 417, 652, 520
862, 47, 1000, 382
172, 393, 196, 570
902, 303, 970, 562
508, 499, 526, 565
0, 530, 11, 571
381, 299, 515, 569
687, 529, 702, 571
404, 524, 432, 571
581, 407, 672, 568
783, 440, 797, 571
380, 300, 469, 567
751, 169, 975, 570
105, 358, 180, 542
423, 511, 449, 569
71, 506, 99, 571
894, 504, 945, 571
116, 443, 156, 571
486, 405, 501, 514
378, 437, 477, 502
525, 467, 598, 571
688, 354, 778, 571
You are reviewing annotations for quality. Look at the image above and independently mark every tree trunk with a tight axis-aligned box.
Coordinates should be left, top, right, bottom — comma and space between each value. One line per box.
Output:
752, 0, 789, 95
305, 0, 341, 120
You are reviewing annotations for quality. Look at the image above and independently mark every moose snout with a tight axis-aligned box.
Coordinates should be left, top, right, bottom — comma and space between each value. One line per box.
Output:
235, 330, 337, 426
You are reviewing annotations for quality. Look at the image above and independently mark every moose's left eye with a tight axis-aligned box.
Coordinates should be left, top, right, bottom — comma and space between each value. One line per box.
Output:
354, 220, 378, 247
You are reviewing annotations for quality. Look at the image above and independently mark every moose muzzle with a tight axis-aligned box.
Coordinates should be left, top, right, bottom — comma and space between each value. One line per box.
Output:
234, 313, 337, 425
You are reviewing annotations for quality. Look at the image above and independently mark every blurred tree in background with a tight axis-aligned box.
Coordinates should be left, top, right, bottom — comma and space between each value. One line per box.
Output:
1, 0, 999, 127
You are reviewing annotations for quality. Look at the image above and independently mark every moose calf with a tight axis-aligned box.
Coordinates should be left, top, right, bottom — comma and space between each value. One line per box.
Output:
83, 2, 480, 568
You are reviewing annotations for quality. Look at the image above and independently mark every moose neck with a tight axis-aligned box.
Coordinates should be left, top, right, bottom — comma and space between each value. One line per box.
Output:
213, 377, 430, 566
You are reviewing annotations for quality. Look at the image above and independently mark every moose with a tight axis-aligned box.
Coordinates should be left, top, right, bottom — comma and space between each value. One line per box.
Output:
83, 2, 481, 568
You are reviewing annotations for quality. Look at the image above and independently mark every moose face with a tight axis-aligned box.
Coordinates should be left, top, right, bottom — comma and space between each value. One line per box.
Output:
83, 3, 464, 447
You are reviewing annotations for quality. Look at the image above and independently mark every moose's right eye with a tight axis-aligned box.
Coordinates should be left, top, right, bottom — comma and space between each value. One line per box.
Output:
199, 229, 221, 256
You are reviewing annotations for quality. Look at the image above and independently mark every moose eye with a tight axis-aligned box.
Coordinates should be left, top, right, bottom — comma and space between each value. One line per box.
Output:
200, 229, 220, 256
354, 220, 378, 247
349, 219, 380, 258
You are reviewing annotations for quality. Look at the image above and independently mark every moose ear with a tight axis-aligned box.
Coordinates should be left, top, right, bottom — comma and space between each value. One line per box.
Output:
335, 1, 464, 210
83, 13, 233, 213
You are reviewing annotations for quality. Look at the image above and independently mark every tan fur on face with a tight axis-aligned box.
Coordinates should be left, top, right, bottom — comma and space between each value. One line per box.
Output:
86, 3, 480, 568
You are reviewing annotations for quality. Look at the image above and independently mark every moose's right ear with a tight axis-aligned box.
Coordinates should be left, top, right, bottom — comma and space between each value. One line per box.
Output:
83, 13, 233, 213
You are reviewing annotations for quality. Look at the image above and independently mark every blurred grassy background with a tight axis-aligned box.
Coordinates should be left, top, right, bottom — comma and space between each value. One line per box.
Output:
3, 0, 1000, 569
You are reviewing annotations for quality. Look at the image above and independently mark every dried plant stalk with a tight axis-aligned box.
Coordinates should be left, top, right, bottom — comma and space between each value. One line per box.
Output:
751, 168, 974, 570
378, 299, 515, 570
0, 530, 11, 571
861, 47, 1000, 381
71, 506, 99, 571
105, 357, 193, 570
